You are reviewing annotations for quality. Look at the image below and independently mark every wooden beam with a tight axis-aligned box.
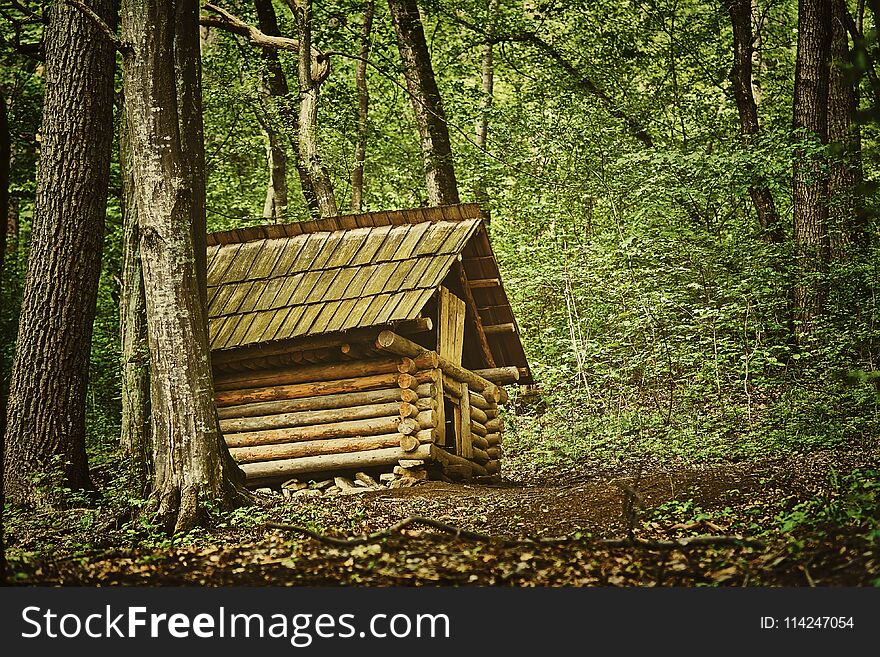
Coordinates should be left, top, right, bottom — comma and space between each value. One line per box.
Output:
454, 261, 496, 367
240, 444, 433, 481
483, 323, 516, 335
375, 331, 500, 399
473, 367, 520, 385
211, 317, 433, 367
468, 277, 500, 288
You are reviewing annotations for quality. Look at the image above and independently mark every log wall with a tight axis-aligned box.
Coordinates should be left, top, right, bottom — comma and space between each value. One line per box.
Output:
215, 347, 505, 484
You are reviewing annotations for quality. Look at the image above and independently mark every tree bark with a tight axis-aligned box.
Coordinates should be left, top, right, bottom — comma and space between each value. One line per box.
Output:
252, 0, 289, 222
726, 0, 783, 242
291, 0, 338, 217
350, 0, 374, 213
121, 0, 246, 533
0, 87, 9, 274
388, 0, 460, 205
119, 104, 150, 495
473, 0, 496, 206
792, 0, 832, 337
827, 0, 865, 258
3, 0, 117, 508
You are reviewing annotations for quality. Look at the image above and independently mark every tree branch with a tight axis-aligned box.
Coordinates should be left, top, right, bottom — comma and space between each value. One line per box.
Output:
63, 0, 129, 54
200, 2, 328, 83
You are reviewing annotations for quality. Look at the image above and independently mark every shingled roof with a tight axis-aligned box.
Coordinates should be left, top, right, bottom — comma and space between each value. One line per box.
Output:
206, 204, 532, 384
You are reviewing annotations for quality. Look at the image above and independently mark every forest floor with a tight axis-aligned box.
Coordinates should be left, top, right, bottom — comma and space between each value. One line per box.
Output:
6, 442, 878, 586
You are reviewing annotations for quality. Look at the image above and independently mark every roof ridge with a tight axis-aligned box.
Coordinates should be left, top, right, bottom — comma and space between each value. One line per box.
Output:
206, 203, 485, 247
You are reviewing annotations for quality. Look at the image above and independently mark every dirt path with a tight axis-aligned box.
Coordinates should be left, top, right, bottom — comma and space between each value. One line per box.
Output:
7, 447, 878, 586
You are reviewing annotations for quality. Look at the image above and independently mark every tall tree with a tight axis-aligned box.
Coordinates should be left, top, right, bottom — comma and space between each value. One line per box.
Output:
119, 107, 150, 495
291, 0, 338, 217
389, 0, 460, 205
827, 0, 865, 258
792, 0, 832, 336
121, 0, 246, 533
473, 0, 497, 207
3, 0, 117, 507
351, 0, 374, 213
726, 0, 783, 242
0, 87, 9, 273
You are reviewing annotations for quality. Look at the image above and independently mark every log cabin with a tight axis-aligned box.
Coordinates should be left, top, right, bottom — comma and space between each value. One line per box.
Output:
206, 203, 532, 486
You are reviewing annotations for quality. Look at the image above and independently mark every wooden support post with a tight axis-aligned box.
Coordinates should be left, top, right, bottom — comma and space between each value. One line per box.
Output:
455, 261, 496, 367
459, 383, 473, 459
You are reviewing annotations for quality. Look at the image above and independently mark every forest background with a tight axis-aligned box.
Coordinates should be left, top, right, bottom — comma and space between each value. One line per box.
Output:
0, 0, 878, 585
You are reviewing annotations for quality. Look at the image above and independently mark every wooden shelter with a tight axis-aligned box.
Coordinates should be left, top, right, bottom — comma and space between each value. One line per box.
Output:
207, 203, 532, 486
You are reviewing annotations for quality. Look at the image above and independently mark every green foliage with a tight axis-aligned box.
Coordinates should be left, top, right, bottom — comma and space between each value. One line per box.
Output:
775, 468, 880, 536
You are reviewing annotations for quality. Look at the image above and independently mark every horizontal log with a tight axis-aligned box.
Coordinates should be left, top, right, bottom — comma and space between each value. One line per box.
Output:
230, 433, 404, 464
497, 387, 509, 404
429, 445, 487, 478
472, 367, 520, 385
376, 331, 499, 397
485, 418, 504, 433
471, 446, 490, 464
442, 375, 462, 399
399, 433, 419, 452
471, 434, 489, 451
240, 444, 433, 481
485, 432, 501, 446
415, 397, 437, 412
216, 372, 415, 407
399, 402, 419, 418
220, 401, 402, 433
470, 420, 487, 438
213, 346, 337, 374
468, 391, 492, 411
215, 357, 410, 392
218, 387, 416, 419
224, 415, 405, 448
486, 446, 502, 460
397, 411, 436, 435
469, 404, 488, 425
485, 460, 501, 475
213, 317, 434, 367
483, 323, 516, 335
484, 407, 498, 420
468, 277, 500, 288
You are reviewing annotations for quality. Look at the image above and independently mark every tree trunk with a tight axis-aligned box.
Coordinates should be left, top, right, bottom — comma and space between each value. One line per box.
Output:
121, 0, 246, 534
726, 0, 783, 242
388, 0, 460, 205
253, 0, 320, 218
0, 87, 9, 274
792, 0, 832, 337
827, 0, 865, 258
292, 0, 337, 217
473, 0, 496, 207
3, 0, 117, 508
351, 0, 374, 213
253, 0, 287, 222
119, 104, 150, 495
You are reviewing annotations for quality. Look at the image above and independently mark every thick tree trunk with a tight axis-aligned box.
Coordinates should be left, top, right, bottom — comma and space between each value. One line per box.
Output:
827, 0, 865, 258
0, 88, 8, 273
351, 0, 374, 213
292, 0, 337, 218
726, 0, 783, 242
473, 0, 496, 206
122, 0, 246, 534
3, 0, 117, 508
792, 0, 832, 337
119, 110, 150, 495
388, 0, 460, 205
